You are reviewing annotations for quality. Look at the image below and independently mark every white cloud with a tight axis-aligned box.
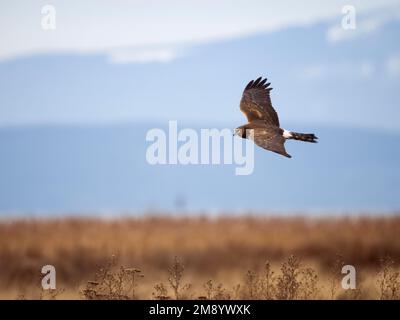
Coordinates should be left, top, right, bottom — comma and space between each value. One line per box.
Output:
326, 3, 400, 43
301, 61, 375, 80
108, 46, 183, 64
0, 0, 399, 62
327, 18, 381, 42
386, 54, 400, 76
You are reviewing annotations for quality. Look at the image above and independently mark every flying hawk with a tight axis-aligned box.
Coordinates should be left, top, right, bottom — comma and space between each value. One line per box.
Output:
234, 77, 317, 158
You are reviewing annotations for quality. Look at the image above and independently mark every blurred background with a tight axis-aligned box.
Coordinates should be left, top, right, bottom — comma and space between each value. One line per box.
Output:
0, 0, 399, 215
0, 0, 399, 300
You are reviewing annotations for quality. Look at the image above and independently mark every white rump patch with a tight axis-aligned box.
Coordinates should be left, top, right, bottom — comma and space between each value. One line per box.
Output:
283, 129, 292, 139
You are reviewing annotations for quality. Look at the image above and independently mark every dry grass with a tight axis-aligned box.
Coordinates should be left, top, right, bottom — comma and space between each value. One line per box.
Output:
0, 215, 399, 299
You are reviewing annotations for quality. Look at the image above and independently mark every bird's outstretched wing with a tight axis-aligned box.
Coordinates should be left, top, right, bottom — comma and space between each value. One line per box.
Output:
251, 127, 291, 158
240, 77, 280, 126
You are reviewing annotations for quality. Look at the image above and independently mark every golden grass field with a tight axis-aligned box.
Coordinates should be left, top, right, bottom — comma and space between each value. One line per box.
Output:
0, 215, 399, 299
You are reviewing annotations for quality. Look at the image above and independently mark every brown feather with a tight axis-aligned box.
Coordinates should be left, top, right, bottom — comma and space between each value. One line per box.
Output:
240, 77, 280, 126
237, 122, 291, 158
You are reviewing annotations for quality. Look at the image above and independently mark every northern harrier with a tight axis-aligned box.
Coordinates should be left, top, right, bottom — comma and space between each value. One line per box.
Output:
234, 77, 317, 158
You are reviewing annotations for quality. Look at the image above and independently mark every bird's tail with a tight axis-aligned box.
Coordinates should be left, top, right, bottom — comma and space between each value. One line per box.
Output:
290, 132, 318, 143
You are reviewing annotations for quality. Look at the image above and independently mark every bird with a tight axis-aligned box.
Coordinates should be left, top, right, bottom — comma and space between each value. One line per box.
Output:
234, 76, 318, 158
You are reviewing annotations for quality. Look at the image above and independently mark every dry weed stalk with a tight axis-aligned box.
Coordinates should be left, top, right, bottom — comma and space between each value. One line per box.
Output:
82, 256, 143, 300
377, 256, 400, 300
242, 257, 319, 300
39, 288, 65, 300
203, 279, 230, 300
261, 261, 276, 299
152, 283, 170, 300
167, 256, 191, 299
276, 255, 302, 300
328, 254, 345, 299
299, 267, 319, 299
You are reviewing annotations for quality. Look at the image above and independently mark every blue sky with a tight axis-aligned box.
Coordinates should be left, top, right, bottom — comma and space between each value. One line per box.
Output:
1, 1, 400, 214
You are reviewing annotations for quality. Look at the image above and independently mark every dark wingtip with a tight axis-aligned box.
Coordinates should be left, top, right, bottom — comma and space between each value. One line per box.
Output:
245, 76, 272, 91
263, 82, 271, 89
311, 134, 318, 142
245, 80, 254, 90
253, 77, 262, 86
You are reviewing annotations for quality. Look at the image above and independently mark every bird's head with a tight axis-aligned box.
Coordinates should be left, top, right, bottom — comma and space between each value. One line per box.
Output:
234, 127, 245, 138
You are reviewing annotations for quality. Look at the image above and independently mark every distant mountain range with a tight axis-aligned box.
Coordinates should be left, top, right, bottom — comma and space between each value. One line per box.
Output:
1, 20, 400, 130
0, 123, 399, 215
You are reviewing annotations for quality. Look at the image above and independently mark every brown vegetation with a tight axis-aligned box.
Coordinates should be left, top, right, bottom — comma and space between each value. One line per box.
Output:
0, 215, 399, 299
